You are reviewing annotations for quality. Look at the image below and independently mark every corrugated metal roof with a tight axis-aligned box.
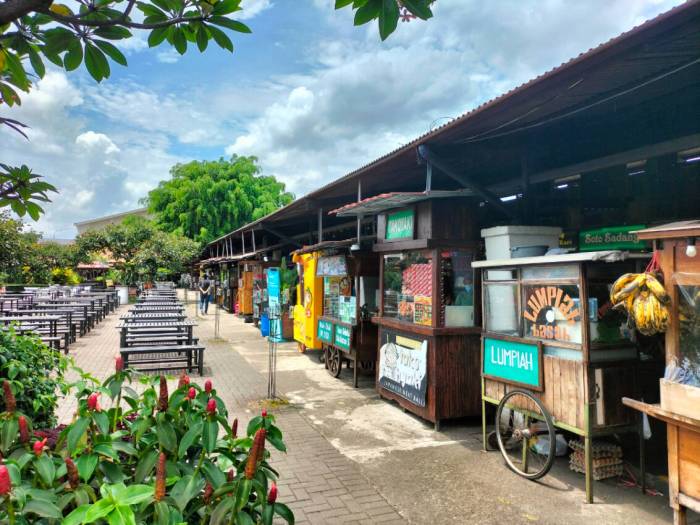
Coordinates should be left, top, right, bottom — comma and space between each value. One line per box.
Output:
329, 189, 474, 216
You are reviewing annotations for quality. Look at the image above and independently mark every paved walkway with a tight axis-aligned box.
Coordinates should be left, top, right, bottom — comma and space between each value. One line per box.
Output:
56, 293, 696, 525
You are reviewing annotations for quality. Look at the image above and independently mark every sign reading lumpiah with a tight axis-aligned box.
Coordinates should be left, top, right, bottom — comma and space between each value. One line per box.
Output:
482, 337, 543, 391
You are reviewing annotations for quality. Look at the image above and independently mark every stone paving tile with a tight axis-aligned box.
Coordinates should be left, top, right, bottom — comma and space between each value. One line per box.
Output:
56, 296, 406, 524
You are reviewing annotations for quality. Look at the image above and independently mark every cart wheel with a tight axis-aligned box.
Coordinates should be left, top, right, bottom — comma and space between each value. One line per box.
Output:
297, 342, 306, 353
323, 346, 329, 369
495, 389, 555, 480
327, 348, 342, 378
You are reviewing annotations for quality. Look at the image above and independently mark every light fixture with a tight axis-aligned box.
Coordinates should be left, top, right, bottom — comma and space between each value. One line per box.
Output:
350, 243, 361, 252
263, 255, 269, 262
686, 238, 697, 258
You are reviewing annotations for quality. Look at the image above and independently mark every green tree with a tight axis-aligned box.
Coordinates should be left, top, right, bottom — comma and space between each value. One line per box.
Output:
0, 0, 433, 218
145, 155, 294, 244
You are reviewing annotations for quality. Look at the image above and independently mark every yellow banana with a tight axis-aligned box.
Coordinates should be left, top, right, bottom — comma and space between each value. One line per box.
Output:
645, 273, 670, 304
612, 273, 646, 305
610, 273, 636, 302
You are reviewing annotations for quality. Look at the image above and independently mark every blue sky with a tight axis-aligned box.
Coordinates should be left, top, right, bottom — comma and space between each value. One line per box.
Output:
1, 0, 683, 238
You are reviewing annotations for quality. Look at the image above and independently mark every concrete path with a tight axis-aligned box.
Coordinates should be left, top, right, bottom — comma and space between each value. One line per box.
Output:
56, 293, 696, 525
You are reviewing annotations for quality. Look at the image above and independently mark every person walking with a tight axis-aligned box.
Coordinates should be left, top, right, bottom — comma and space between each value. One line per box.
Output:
199, 274, 212, 314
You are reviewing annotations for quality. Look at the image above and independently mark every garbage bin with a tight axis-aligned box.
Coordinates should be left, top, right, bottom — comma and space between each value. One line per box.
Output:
260, 313, 270, 337
116, 286, 129, 306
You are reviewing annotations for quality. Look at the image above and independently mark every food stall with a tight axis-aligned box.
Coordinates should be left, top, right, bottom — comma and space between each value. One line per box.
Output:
294, 240, 380, 387
218, 262, 237, 312
473, 251, 650, 503
291, 251, 324, 352
333, 191, 483, 429
237, 262, 254, 320
623, 221, 700, 525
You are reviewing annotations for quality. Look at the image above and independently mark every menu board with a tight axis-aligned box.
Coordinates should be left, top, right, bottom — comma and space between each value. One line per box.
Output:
317, 256, 348, 277
338, 295, 356, 324
334, 324, 352, 351
378, 330, 427, 406
413, 295, 432, 326
317, 319, 333, 343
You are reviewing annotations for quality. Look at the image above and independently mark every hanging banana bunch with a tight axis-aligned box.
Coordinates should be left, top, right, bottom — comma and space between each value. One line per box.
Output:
610, 272, 670, 335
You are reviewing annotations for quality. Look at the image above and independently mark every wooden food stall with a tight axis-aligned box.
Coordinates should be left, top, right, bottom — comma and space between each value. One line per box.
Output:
295, 240, 379, 387
237, 262, 254, 320
623, 221, 700, 525
473, 251, 648, 503
291, 251, 324, 352
335, 192, 482, 429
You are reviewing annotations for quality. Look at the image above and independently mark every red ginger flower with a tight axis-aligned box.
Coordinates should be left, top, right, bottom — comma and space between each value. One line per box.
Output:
158, 376, 168, 412
262, 408, 267, 417
231, 418, 238, 438
202, 482, 214, 504
267, 482, 278, 504
245, 428, 266, 480
204, 380, 212, 393
178, 373, 190, 389
18, 416, 29, 443
0, 465, 10, 496
2, 380, 16, 413
154, 452, 166, 501
33, 437, 48, 456
87, 392, 100, 411
188, 387, 196, 400
206, 398, 216, 414
227, 469, 234, 482
65, 458, 79, 489
115, 356, 124, 372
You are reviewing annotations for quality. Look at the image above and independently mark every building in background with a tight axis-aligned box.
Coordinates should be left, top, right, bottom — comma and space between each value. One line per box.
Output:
74, 207, 151, 235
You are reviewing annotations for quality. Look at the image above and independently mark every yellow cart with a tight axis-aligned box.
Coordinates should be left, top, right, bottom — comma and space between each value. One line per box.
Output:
292, 251, 324, 352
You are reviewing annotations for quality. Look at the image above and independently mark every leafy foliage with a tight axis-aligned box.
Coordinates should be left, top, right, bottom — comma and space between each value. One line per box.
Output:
0, 164, 57, 220
146, 156, 294, 244
0, 328, 69, 428
335, 0, 435, 40
74, 216, 200, 284
0, 367, 293, 524
50, 266, 81, 285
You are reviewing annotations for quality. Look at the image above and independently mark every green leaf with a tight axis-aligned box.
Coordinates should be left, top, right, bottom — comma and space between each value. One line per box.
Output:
119, 484, 154, 505
84, 42, 110, 81
196, 26, 208, 52
156, 419, 177, 453
201, 459, 226, 488
354, 0, 381, 26
238, 511, 256, 525
335, 0, 353, 7
93, 26, 132, 40
34, 454, 56, 486
207, 16, 249, 33
94, 443, 119, 460
94, 40, 127, 66
210, 497, 235, 525
63, 39, 83, 71
170, 474, 205, 512
401, 0, 433, 20
43, 27, 76, 55
154, 501, 170, 525
99, 460, 126, 483
274, 502, 295, 524
0, 417, 18, 453
23, 499, 62, 519
202, 418, 218, 453
111, 440, 138, 456
136, 2, 166, 17
93, 410, 110, 434
151, 0, 172, 13
134, 449, 159, 483
172, 26, 187, 55
234, 478, 252, 513
84, 497, 115, 522
378, 0, 399, 40
148, 27, 169, 47
178, 420, 202, 458
211, 0, 242, 16
107, 505, 136, 525
28, 47, 46, 78
63, 504, 90, 525
68, 417, 90, 453
246, 416, 263, 437
207, 25, 233, 52
76, 453, 98, 482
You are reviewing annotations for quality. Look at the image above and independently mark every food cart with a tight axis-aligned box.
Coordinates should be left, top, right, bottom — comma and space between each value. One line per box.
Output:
291, 251, 324, 352
473, 250, 649, 503
294, 240, 380, 387
333, 192, 483, 429
623, 221, 700, 525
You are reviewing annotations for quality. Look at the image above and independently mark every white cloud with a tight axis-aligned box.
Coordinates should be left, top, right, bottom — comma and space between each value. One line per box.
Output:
156, 49, 181, 64
76, 131, 120, 154
238, 0, 273, 20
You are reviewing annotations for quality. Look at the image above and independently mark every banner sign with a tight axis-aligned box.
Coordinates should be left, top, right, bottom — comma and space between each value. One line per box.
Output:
378, 330, 427, 406
267, 268, 280, 317
579, 225, 648, 252
334, 324, 352, 351
482, 337, 543, 390
317, 319, 334, 343
386, 209, 414, 240
316, 256, 348, 277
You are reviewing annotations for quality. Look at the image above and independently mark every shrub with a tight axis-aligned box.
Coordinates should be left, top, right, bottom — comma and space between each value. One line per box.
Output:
50, 267, 81, 285
0, 366, 294, 525
0, 328, 68, 428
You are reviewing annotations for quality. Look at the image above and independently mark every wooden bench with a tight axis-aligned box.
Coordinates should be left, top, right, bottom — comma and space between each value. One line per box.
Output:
120, 344, 205, 374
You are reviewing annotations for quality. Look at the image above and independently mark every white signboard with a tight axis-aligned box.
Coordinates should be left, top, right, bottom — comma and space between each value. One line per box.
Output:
378, 334, 428, 407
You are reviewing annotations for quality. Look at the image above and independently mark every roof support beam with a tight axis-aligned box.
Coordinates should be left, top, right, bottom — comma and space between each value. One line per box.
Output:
259, 223, 303, 248
417, 145, 516, 219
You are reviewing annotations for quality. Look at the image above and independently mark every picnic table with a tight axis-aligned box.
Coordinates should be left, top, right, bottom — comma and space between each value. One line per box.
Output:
120, 312, 187, 322
116, 320, 197, 347
0, 315, 66, 351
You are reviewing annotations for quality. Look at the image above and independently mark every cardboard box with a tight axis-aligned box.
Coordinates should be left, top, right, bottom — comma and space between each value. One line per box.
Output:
660, 379, 700, 420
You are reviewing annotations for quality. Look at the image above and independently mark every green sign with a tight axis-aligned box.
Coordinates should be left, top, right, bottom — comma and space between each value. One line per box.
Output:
579, 225, 648, 252
386, 209, 414, 240
317, 320, 333, 343
334, 324, 352, 351
483, 337, 542, 390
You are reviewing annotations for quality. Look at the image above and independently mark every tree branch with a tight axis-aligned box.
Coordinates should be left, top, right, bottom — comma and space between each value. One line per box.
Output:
0, 0, 52, 25
41, 7, 207, 29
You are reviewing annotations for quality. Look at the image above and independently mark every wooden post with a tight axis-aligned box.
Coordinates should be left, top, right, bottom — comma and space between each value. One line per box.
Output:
318, 207, 323, 243
584, 401, 593, 503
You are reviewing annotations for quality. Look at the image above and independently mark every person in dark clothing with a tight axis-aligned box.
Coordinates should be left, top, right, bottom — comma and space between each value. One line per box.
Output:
199, 275, 212, 314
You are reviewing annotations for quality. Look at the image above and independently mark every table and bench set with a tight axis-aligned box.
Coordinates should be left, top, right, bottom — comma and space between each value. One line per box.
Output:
116, 285, 206, 375
0, 287, 119, 353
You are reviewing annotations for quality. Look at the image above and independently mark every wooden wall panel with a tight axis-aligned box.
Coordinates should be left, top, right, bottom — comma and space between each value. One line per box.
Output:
678, 427, 700, 500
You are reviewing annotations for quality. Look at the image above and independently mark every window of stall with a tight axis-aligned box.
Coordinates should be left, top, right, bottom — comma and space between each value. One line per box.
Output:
383, 250, 433, 325
483, 268, 519, 336
441, 250, 476, 327
676, 277, 700, 385
318, 255, 357, 325
586, 262, 635, 346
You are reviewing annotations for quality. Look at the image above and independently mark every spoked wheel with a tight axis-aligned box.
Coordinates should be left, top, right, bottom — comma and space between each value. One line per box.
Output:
495, 389, 555, 480
327, 347, 342, 378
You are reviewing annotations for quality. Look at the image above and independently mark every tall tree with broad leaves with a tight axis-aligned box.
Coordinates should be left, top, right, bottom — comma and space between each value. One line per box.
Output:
145, 155, 294, 244
0, 0, 434, 217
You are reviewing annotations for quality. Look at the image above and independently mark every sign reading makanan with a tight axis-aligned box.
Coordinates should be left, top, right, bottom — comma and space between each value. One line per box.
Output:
483, 337, 541, 389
